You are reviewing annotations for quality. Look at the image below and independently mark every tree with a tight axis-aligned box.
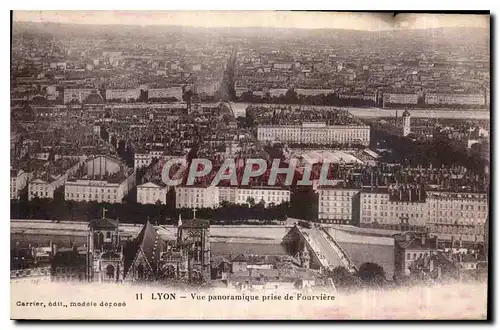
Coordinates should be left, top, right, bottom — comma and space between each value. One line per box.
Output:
358, 262, 386, 285
327, 266, 363, 290
246, 197, 256, 207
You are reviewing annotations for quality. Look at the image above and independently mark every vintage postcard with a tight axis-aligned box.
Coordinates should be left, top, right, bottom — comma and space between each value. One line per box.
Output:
10, 11, 490, 320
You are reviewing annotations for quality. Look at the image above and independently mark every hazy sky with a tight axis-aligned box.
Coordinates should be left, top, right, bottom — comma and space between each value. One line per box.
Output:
13, 11, 489, 31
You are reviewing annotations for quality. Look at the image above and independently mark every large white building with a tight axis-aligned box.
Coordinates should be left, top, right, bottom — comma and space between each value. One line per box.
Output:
236, 187, 290, 207
137, 181, 170, 205
257, 122, 370, 146
105, 89, 140, 102
64, 155, 135, 204
175, 185, 220, 209
318, 188, 359, 224
65, 176, 134, 204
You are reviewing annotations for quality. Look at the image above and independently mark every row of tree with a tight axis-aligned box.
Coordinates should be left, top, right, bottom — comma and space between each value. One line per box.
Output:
10, 198, 291, 224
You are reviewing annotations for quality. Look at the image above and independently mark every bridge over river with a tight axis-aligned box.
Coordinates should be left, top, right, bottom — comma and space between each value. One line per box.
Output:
282, 225, 358, 273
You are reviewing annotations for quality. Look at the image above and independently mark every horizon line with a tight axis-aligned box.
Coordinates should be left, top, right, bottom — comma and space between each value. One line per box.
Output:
12, 19, 490, 32
12, 11, 489, 31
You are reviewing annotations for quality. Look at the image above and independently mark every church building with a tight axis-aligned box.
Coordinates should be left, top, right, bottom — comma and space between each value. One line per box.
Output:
86, 214, 123, 283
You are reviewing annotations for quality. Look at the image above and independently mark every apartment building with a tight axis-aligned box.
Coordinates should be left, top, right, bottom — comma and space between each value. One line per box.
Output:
352, 187, 488, 242
358, 188, 428, 230
236, 187, 290, 207
317, 188, 359, 224
426, 191, 488, 242
137, 181, 169, 205
175, 185, 220, 209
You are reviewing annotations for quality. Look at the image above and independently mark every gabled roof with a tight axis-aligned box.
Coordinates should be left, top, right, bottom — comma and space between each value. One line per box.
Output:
89, 218, 119, 230
123, 221, 165, 276
138, 181, 162, 189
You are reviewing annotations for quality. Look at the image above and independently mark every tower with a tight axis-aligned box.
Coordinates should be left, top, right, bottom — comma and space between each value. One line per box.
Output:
87, 210, 123, 283
177, 217, 211, 282
402, 109, 411, 137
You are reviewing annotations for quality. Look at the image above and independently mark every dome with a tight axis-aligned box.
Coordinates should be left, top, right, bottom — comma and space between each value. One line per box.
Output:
84, 91, 104, 104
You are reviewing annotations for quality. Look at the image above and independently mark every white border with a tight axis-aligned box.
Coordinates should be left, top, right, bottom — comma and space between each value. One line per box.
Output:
2, 1, 497, 329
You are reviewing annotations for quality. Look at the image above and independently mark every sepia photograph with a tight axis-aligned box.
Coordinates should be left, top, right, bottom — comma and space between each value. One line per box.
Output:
9, 10, 490, 320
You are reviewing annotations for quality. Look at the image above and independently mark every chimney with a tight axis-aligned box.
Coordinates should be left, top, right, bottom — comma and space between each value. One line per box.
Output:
421, 234, 425, 246
52, 243, 58, 255
409, 188, 412, 202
